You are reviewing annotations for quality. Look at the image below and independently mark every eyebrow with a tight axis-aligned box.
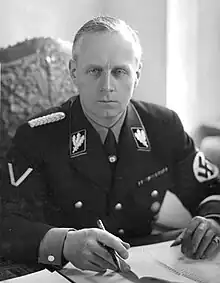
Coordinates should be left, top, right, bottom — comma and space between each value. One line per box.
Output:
113, 65, 131, 71
84, 64, 131, 70
85, 64, 102, 69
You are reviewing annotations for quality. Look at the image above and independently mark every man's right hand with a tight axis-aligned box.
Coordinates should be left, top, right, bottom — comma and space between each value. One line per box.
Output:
63, 228, 130, 272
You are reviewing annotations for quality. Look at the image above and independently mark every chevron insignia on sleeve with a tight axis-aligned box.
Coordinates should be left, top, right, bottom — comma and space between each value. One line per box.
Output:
193, 151, 219, 183
8, 163, 33, 187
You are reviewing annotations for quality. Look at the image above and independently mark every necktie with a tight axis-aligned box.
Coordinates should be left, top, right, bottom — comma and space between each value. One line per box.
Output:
104, 129, 118, 168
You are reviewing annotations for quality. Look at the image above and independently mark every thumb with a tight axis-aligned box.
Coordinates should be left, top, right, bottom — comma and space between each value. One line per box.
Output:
121, 241, 130, 249
97, 231, 129, 259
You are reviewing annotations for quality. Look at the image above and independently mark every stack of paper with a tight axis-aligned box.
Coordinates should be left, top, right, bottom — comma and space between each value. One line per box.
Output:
60, 241, 220, 283
3, 269, 69, 283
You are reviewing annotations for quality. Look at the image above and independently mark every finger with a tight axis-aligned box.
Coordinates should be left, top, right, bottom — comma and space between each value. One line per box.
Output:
90, 252, 118, 271
181, 217, 204, 257
193, 229, 215, 259
184, 217, 203, 241
203, 236, 220, 259
97, 231, 129, 259
84, 260, 107, 273
88, 240, 118, 270
121, 241, 130, 249
191, 222, 209, 255
93, 240, 130, 272
171, 228, 186, 247
118, 258, 131, 272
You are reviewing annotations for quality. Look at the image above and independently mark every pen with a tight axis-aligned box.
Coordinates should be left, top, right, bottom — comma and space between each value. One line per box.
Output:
97, 219, 121, 272
170, 229, 186, 247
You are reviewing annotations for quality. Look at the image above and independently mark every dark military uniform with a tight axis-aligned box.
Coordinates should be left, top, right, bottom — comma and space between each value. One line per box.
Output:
1, 96, 220, 266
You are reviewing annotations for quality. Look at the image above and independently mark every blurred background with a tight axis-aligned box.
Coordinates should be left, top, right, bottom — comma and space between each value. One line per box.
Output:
1, 0, 220, 133
1, 0, 220, 227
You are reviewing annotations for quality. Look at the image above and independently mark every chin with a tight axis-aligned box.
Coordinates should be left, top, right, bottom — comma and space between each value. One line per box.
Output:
100, 109, 119, 118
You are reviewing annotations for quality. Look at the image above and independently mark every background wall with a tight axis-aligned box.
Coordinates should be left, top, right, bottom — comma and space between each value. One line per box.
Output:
0, 0, 167, 105
197, 0, 220, 131
0, 0, 100, 47
166, 0, 220, 136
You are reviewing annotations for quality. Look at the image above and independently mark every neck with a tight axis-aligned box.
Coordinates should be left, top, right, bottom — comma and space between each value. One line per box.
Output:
81, 104, 125, 129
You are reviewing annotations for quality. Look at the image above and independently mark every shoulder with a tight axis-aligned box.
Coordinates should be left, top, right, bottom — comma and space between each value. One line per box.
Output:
13, 97, 76, 146
131, 99, 182, 127
19, 96, 76, 131
27, 97, 77, 128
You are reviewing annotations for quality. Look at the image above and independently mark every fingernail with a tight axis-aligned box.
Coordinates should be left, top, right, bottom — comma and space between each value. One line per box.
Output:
123, 241, 130, 249
122, 251, 129, 259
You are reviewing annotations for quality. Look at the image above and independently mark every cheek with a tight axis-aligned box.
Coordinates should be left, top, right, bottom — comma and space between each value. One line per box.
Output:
119, 78, 135, 95
77, 77, 99, 92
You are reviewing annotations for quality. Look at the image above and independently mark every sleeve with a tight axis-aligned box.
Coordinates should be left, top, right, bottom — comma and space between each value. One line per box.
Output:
168, 111, 220, 218
0, 124, 54, 264
38, 228, 75, 267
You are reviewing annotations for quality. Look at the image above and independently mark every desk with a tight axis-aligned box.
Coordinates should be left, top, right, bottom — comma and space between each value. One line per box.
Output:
0, 229, 182, 281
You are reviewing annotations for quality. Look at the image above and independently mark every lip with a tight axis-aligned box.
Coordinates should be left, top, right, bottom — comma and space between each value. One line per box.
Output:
98, 101, 118, 107
98, 101, 117, 103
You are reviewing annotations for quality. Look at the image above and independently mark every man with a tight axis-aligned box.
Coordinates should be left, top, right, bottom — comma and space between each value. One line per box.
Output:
1, 16, 220, 274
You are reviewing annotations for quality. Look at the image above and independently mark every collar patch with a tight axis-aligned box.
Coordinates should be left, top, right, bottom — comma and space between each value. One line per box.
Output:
131, 127, 151, 151
70, 129, 87, 158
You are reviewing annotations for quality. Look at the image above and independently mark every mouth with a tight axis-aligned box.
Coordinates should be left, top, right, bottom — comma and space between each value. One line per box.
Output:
98, 100, 117, 103
98, 101, 118, 107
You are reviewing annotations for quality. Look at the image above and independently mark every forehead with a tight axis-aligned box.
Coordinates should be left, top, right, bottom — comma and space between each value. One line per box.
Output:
76, 32, 137, 67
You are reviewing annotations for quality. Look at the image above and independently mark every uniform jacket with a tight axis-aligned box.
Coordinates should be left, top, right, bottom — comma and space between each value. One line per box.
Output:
0, 96, 220, 265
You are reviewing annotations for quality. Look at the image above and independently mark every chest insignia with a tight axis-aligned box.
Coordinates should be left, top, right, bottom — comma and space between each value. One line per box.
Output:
70, 129, 86, 158
28, 112, 65, 128
131, 127, 151, 151
138, 166, 168, 186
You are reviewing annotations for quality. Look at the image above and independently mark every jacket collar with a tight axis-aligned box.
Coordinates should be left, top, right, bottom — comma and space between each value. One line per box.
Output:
68, 97, 152, 190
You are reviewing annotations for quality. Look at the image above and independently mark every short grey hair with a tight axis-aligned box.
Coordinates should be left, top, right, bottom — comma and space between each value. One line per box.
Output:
72, 15, 142, 63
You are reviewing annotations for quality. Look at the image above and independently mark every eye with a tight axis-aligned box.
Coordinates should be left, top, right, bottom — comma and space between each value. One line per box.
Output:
88, 68, 102, 76
112, 68, 127, 77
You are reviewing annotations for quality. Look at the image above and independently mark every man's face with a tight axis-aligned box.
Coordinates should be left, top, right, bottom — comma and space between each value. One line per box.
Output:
70, 32, 141, 120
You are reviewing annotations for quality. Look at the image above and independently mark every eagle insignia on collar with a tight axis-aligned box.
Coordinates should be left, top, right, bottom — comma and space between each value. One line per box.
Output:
131, 127, 151, 151
70, 130, 87, 157
28, 112, 65, 128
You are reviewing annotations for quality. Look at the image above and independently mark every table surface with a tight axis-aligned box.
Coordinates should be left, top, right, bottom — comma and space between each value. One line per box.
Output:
0, 229, 182, 281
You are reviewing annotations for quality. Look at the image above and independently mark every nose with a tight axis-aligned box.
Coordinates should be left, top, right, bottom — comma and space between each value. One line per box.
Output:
100, 71, 114, 93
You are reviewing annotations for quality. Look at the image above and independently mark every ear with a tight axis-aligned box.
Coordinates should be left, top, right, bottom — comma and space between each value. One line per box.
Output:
134, 62, 142, 88
69, 59, 77, 80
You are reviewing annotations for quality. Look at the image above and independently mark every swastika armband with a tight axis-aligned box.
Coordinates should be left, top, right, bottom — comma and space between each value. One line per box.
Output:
193, 151, 219, 182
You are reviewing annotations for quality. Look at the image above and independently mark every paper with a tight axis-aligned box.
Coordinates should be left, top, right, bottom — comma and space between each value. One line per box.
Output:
60, 241, 220, 283
3, 269, 69, 283
60, 241, 196, 283
148, 241, 220, 283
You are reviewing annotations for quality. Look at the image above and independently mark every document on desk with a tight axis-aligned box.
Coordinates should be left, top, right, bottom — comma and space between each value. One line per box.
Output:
147, 240, 220, 283
60, 240, 220, 283
2, 269, 69, 283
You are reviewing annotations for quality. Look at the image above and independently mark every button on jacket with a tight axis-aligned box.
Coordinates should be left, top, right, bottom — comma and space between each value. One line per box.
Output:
1, 96, 220, 266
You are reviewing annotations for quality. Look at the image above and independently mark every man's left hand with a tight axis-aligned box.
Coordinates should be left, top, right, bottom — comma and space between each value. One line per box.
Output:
181, 216, 220, 259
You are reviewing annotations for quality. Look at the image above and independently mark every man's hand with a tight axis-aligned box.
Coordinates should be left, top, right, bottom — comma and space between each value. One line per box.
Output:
180, 216, 220, 259
63, 228, 130, 272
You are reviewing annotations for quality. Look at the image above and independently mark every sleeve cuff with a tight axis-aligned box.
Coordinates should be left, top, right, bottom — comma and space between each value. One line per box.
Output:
38, 227, 75, 267
198, 196, 220, 217
204, 214, 220, 219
